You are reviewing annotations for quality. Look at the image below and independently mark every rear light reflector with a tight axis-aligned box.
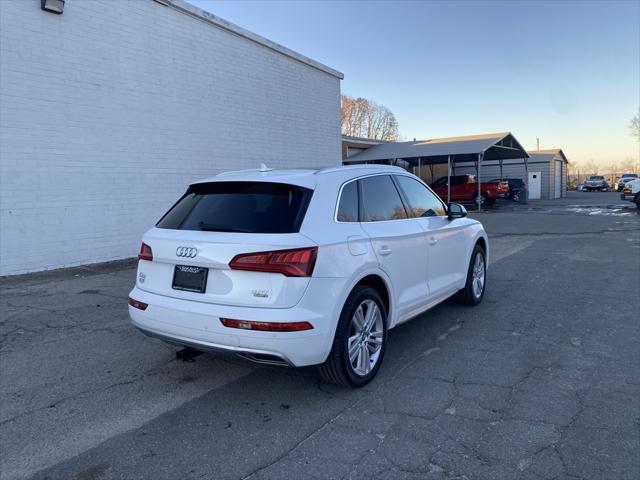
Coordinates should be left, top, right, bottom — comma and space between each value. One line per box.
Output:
128, 297, 148, 310
138, 242, 153, 261
220, 318, 313, 332
229, 247, 317, 277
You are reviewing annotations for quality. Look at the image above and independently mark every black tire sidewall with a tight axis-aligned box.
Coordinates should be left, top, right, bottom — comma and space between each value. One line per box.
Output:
336, 286, 387, 387
466, 246, 486, 304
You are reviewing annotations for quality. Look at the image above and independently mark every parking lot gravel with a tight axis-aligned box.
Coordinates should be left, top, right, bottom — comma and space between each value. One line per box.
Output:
1, 192, 638, 480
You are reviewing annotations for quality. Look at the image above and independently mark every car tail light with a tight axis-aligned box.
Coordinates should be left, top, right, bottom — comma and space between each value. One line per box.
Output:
220, 318, 313, 332
138, 242, 153, 261
229, 247, 317, 277
128, 297, 148, 310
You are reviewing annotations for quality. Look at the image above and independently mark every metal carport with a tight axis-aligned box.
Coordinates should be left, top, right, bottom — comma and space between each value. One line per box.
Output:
343, 132, 530, 211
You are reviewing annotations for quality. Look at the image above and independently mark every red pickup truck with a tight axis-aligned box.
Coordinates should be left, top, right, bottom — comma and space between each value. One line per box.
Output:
431, 175, 509, 205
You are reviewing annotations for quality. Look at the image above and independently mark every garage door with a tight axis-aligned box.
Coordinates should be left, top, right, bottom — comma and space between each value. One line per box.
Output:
554, 161, 562, 198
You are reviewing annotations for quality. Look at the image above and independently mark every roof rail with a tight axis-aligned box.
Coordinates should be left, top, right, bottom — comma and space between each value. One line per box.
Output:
315, 164, 405, 175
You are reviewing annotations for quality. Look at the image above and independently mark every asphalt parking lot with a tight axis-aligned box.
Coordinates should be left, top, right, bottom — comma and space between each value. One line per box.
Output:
1, 191, 638, 480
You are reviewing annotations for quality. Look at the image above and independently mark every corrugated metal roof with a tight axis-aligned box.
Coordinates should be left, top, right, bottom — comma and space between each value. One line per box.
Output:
344, 132, 527, 164
527, 149, 569, 163
341, 136, 389, 146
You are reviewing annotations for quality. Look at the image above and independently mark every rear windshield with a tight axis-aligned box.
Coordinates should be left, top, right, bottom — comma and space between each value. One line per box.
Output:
156, 182, 313, 233
589, 176, 604, 180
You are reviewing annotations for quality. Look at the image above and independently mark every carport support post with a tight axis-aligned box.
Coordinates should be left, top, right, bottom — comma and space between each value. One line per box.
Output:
447, 155, 451, 204
477, 152, 483, 212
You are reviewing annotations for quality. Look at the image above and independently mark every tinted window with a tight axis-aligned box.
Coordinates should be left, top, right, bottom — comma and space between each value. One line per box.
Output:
360, 175, 408, 222
491, 179, 524, 188
395, 176, 446, 217
337, 181, 359, 222
157, 182, 312, 233
451, 176, 468, 185
432, 177, 447, 187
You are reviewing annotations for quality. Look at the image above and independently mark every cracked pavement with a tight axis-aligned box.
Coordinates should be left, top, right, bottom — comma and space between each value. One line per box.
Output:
1, 191, 639, 480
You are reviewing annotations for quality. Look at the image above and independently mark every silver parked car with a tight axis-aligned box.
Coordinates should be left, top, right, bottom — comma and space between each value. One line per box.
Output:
583, 176, 609, 192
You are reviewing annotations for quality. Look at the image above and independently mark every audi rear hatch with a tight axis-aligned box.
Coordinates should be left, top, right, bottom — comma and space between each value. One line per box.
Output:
135, 181, 317, 309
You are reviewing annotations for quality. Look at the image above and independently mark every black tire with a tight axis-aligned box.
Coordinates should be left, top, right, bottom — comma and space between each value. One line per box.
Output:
454, 245, 486, 305
472, 192, 485, 207
318, 286, 387, 388
512, 192, 519, 202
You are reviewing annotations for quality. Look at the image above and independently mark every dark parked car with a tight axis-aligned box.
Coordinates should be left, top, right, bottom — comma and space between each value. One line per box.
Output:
490, 178, 527, 202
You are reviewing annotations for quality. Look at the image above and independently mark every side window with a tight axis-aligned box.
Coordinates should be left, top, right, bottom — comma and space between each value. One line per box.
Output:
336, 181, 359, 222
395, 175, 447, 217
360, 175, 408, 222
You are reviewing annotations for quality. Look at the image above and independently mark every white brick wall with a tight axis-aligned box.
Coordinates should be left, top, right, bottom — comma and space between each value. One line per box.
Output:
0, 0, 342, 275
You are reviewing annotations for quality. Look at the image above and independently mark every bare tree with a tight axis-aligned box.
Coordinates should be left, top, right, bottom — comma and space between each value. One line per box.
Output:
630, 107, 640, 142
620, 157, 640, 174
341, 95, 399, 141
581, 160, 599, 176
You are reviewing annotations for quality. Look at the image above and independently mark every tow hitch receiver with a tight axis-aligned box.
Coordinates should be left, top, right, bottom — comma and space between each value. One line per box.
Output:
176, 347, 203, 363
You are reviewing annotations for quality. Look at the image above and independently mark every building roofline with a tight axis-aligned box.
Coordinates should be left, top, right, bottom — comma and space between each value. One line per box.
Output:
527, 149, 569, 163
156, 0, 344, 80
341, 135, 391, 145
345, 131, 530, 164
413, 132, 511, 145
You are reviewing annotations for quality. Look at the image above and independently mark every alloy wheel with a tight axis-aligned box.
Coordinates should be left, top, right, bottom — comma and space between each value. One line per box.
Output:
348, 299, 384, 376
472, 252, 485, 299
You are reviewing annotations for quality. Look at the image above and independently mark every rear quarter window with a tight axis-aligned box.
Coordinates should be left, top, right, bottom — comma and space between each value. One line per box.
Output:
156, 182, 312, 234
336, 181, 359, 222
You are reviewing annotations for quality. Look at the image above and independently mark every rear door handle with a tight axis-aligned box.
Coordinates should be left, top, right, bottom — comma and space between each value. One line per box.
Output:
428, 237, 438, 246
378, 246, 392, 256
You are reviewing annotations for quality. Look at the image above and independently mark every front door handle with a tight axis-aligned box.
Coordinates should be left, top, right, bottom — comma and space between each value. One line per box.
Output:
378, 246, 392, 256
428, 237, 438, 246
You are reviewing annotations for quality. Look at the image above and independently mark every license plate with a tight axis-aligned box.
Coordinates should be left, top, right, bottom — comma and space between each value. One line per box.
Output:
172, 265, 208, 293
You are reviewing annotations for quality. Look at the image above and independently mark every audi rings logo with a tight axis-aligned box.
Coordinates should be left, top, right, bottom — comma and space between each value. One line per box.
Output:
176, 246, 198, 258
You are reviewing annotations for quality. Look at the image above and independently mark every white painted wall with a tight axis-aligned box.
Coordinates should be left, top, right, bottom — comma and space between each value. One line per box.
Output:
0, 0, 342, 275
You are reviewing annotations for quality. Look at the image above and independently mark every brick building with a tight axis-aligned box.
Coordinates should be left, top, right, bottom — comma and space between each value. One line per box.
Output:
0, 0, 343, 275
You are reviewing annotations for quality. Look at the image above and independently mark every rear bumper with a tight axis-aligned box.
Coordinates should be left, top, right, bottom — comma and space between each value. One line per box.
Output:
129, 277, 346, 367
132, 322, 296, 366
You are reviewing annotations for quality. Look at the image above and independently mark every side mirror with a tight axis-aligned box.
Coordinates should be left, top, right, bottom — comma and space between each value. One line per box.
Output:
447, 202, 467, 220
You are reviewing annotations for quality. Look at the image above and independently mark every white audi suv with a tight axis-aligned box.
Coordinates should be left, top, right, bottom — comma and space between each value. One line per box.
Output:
129, 165, 489, 387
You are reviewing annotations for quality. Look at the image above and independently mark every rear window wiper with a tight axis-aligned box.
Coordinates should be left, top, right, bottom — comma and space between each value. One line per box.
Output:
198, 222, 251, 233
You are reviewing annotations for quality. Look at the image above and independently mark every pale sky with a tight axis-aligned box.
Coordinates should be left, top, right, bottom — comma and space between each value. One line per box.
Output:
191, 0, 640, 167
